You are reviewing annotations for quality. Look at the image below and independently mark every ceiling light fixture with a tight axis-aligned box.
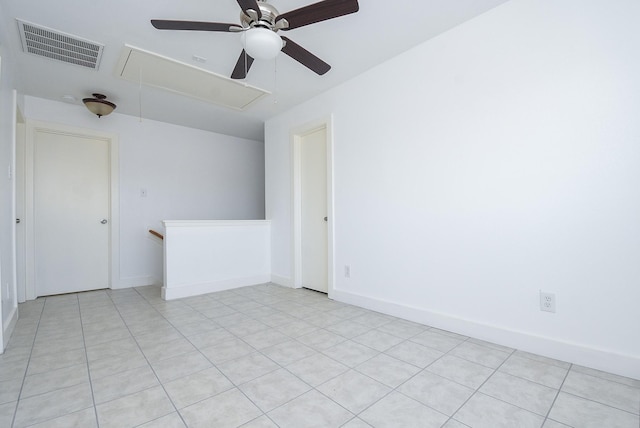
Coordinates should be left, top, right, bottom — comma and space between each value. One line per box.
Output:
83, 93, 117, 118
241, 28, 282, 60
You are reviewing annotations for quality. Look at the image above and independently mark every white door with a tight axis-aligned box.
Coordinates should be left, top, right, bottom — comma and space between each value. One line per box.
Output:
33, 130, 110, 296
300, 127, 328, 293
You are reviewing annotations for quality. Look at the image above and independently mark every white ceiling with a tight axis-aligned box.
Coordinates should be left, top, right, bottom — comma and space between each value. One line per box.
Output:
0, 0, 510, 141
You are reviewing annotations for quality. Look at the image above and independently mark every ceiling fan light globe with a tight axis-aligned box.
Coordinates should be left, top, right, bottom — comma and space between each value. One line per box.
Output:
241, 27, 282, 60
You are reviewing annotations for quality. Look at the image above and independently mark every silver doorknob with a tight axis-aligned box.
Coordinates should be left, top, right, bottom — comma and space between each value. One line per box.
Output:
100, 219, 108, 224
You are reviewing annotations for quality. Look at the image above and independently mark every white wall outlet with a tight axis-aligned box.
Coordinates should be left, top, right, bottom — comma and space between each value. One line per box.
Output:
540, 291, 556, 313
344, 265, 351, 278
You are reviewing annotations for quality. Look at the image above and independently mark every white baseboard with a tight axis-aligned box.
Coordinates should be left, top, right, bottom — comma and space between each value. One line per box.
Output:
270, 274, 293, 288
115, 275, 158, 289
332, 288, 640, 381
162, 275, 271, 300
2, 305, 18, 352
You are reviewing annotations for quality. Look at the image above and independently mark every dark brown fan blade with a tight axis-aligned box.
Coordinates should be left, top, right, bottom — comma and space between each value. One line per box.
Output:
281, 37, 330, 75
276, 0, 359, 30
231, 50, 255, 79
151, 20, 242, 32
236, 0, 262, 19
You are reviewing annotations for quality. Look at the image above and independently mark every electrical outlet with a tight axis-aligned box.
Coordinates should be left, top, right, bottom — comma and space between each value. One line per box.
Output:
344, 265, 350, 278
540, 291, 556, 313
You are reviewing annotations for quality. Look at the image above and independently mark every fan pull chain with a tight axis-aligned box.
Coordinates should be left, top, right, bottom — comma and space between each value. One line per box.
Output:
138, 68, 143, 122
273, 55, 278, 104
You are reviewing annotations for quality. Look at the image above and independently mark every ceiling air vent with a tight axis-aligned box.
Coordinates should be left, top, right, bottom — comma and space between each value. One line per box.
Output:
17, 19, 104, 69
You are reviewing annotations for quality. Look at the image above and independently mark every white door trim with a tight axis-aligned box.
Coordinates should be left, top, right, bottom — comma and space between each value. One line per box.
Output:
24, 120, 120, 300
14, 96, 25, 303
290, 116, 335, 298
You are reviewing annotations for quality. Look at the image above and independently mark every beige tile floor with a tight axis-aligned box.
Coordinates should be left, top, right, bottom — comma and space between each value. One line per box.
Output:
0, 284, 638, 427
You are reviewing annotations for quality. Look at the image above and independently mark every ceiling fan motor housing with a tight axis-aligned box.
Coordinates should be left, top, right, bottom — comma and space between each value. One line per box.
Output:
240, 1, 281, 30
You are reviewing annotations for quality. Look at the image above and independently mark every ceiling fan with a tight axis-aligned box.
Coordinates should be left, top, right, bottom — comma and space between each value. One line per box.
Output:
151, 0, 359, 79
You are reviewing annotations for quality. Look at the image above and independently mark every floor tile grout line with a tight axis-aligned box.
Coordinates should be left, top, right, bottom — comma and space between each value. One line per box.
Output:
14, 295, 94, 427
9, 296, 45, 428
234, 336, 361, 424
542, 362, 573, 427
559, 390, 640, 417
78, 294, 102, 428
467, 371, 564, 418
440, 346, 518, 427
489, 353, 572, 391
569, 366, 640, 390
384, 339, 493, 426
105, 287, 185, 427
567, 365, 640, 392
513, 350, 573, 370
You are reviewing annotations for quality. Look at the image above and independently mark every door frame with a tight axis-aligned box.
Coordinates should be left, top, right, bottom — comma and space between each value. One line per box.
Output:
24, 120, 119, 300
290, 116, 335, 298
15, 99, 25, 303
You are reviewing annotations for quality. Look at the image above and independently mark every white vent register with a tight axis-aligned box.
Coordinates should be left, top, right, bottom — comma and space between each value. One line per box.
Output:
17, 19, 104, 69
115, 45, 269, 111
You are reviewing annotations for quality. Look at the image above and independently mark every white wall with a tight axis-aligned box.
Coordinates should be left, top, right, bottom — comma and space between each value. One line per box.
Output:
265, 0, 640, 378
24, 96, 265, 288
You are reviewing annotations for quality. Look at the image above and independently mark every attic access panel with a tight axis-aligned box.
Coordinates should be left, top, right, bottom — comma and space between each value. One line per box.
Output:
115, 45, 269, 111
